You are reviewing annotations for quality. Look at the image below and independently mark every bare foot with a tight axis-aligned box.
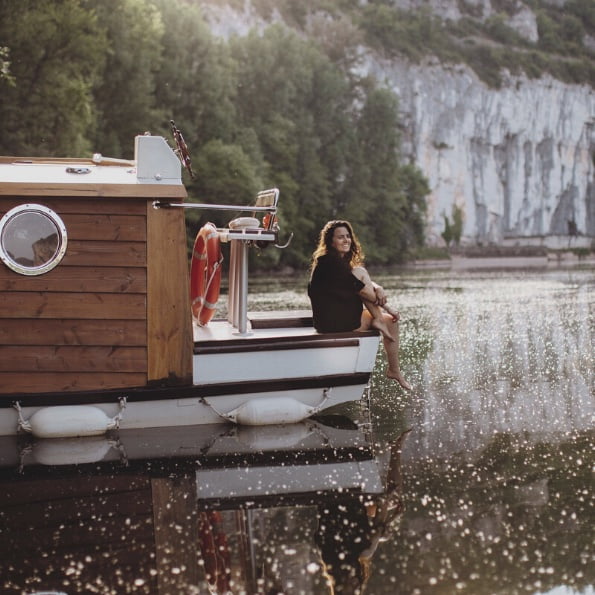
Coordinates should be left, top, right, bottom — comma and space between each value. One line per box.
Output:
371, 318, 396, 342
387, 369, 412, 390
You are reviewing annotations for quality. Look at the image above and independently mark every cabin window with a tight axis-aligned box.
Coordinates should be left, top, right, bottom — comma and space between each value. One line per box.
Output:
0, 204, 67, 275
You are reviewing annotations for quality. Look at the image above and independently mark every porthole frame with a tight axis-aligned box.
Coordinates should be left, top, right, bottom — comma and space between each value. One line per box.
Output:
0, 203, 68, 276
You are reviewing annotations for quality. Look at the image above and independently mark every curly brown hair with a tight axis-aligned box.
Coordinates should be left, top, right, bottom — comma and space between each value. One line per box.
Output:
311, 220, 365, 269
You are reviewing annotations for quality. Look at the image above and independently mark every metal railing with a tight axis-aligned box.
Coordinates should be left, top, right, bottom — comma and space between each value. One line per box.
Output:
153, 189, 284, 335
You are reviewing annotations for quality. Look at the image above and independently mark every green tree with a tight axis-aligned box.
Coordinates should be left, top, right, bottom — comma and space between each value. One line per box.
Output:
190, 139, 260, 218
451, 202, 464, 246
442, 214, 453, 248
442, 203, 464, 249
187, 138, 281, 268
230, 26, 355, 266
0, 0, 106, 156
398, 163, 430, 252
150, 0, 237, 148
88, 0, 164, 158
343, 87, 427, 264
0, 0, 431, 268
567, 0, 595, 30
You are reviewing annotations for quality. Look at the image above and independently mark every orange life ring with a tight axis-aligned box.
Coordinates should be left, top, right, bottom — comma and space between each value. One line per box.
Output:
190, 222, 222, 325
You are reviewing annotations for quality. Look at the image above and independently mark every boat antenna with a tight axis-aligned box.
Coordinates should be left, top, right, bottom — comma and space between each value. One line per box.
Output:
170, 119, 195, 179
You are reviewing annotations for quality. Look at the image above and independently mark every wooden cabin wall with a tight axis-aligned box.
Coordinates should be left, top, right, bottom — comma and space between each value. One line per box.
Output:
146, 202, 193, 386
0, 196, 192, 395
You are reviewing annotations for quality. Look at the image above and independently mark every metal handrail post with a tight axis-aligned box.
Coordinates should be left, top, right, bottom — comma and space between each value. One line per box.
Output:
236, 240, 250, 335
228, 240, 237, 326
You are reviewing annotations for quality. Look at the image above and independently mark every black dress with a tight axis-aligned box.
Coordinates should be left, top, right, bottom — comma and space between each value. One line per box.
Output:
308, 253, 364, 332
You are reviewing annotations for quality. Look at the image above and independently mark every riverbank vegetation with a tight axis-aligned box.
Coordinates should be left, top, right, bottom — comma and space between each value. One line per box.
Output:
1, 0, 592, 268
0, 0, 428, 268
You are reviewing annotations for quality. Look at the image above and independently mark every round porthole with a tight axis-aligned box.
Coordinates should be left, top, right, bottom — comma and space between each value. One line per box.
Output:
0, 204, 68, 275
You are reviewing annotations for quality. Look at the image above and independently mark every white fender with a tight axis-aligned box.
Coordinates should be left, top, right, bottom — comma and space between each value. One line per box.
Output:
29, 405, 112, 438
235, 422, 313, 449
223, 397, 317, 426
32, 436, 113, 465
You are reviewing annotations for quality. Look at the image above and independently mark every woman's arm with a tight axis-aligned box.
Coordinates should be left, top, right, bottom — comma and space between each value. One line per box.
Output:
353, 266, 387, 306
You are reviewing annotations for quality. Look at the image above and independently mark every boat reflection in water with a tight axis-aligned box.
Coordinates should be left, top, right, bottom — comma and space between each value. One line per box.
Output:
0, 414, 409, 594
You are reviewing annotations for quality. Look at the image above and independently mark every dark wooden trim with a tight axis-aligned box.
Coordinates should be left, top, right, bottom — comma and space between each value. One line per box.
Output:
0, 373, 371, 408
0, 182, 187, 199
194, 331, 378, 355
194, 373, 372, 397
196, 488, 377, 511
0, 197, 148, 215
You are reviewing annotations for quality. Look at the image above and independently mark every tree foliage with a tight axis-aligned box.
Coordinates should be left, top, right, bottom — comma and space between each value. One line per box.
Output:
0, 0, 429, 268
0, 0, 106, 156
85, 0, 164, 158
442, 204, 464, 249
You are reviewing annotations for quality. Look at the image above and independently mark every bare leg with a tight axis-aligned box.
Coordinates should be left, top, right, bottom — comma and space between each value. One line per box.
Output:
362, 298, 396, 342
359, 310, 412, 390
382, 302, 400, 321
352, 266, 411, 389
381, 317, 412, 390
352, 266, 395, 340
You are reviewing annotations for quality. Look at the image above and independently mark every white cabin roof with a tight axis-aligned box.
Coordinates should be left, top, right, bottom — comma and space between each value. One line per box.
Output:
0, 135, 186, 199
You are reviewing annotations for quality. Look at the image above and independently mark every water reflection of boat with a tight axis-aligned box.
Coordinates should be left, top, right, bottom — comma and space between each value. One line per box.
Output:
0, 419, 408, 594
0, 127, 380, 437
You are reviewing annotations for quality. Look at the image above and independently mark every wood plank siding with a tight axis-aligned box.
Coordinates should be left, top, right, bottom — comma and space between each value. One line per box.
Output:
146, 201, 194, 385
0, 194, 192, 395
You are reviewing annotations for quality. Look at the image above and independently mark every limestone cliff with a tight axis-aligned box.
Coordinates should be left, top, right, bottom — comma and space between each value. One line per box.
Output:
202, 1, 594, 248
367, 57, 595, 247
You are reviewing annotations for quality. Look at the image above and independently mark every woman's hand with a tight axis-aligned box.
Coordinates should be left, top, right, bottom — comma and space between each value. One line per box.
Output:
373, 285, 387, 306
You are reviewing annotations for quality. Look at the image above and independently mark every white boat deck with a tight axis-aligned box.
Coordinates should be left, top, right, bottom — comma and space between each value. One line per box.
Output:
193, 310, 317, 342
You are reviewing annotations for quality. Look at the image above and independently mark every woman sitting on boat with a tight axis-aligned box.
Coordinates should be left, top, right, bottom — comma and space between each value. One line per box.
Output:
308, 219, 412, 390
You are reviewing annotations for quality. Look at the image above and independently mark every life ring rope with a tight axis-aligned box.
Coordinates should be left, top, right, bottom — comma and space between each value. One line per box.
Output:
197, 257, 221, 309
191, 223, 222, 325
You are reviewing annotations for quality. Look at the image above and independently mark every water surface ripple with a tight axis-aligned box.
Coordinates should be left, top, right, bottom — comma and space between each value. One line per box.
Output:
0, 265, 592, 595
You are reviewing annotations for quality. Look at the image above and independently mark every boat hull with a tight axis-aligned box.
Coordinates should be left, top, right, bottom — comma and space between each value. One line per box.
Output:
193, 327, 380, 384
0, 329, 379, 436
0, 380, 372, 436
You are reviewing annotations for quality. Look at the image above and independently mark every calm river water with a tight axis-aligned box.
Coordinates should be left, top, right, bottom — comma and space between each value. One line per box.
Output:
1, 262, 593, 594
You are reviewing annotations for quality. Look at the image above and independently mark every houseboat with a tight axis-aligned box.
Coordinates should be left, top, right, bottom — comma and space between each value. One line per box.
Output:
0, 128, 380, 437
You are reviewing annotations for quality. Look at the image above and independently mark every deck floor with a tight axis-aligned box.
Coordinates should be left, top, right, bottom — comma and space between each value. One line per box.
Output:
193, 310, 317, 342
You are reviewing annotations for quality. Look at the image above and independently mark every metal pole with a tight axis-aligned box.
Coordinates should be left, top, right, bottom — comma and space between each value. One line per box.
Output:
229, 240, 237, 326
236, 240, 250, 335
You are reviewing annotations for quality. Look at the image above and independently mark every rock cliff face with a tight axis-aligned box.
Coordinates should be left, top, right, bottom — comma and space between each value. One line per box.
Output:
366, 57, 595, 247
203, 2, 595, 248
